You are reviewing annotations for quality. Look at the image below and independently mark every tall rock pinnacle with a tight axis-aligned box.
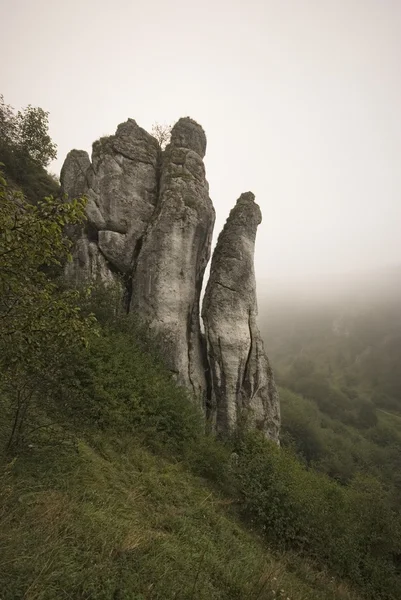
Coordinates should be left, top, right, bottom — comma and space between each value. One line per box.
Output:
202, 192, 280, 441
61, 118, 280, 439
131, 118, 215, 407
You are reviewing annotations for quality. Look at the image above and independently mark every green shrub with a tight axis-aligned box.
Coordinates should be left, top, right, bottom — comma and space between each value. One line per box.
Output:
60, 325, 202, 456
232, 430, 401, 599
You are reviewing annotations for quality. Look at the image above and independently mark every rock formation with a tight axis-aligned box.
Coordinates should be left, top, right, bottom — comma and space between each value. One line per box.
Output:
61, 119, 159, 284
202, 193, 280, 442
131, 119, 215, 406
61, 118, 280, 440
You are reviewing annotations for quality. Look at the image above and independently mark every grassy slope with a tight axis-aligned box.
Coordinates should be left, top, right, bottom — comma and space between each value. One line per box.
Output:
0, 424, 361, 600
0, 292, 390, 600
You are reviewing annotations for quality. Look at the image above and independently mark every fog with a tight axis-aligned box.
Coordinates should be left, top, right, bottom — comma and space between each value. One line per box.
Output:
260, 263, 401, 309
2, 0, 400, 289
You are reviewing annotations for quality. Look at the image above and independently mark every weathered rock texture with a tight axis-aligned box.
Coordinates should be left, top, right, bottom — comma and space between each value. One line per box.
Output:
61, 118, 280, 439
202, 193, 280, 442
61, 120, 159, 284
131, 119, 215, 405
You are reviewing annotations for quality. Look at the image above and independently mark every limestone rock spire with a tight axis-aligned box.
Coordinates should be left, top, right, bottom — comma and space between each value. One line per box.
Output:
202, 192, 280, 441
131, 118, 215, 408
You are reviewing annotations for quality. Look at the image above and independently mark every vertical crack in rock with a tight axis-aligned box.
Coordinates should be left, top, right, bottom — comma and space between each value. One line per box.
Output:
130, 118, 215, 409
186, 308, 195, 394
201, 330, 213, 428
202, 192, 280, 442
241, 309, 254, 407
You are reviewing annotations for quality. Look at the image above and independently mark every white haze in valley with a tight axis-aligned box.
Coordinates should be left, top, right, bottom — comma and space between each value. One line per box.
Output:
2, 0, 400, 295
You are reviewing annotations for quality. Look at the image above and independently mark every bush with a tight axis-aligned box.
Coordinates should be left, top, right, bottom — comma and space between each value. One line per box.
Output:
62, 322, 202, 456
0, 95, 59, 202
0, 142, 59, 202
0, 171, 94, 450
232, 431, 401, 599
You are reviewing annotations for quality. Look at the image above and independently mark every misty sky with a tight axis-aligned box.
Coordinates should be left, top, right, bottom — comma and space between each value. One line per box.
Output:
2, 0, 401, 284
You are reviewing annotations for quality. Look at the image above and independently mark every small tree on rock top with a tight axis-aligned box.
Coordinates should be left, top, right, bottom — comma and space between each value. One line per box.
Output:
151, 122, 172, 150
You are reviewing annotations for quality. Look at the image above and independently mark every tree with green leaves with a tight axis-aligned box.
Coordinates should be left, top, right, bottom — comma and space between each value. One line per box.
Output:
0, 170, 96, 450
0, 95, 59, 202
0, 95, 57, 168
0, 95, 16, 143
14, 104, 57, 167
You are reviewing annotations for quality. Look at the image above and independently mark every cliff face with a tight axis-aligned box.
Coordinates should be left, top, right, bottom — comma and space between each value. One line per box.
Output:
61, 118, 279, 439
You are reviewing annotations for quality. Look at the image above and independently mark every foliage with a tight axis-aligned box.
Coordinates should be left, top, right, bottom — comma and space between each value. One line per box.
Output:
279, 384, 401, 493
0, 95, 59, 201
0, 95, 15, 141
0, 95, 57, 168
232, 431, 401, 599
0, 171, 95, 449
0, 277, 400, 598
260, 290, 401, 508
70, 326, 203, 455
260, 293, 401, 418
15, 105, 57, 166
0, 435, 362, 600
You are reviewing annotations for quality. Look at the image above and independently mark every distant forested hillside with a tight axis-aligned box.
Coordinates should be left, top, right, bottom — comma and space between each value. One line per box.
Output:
259, 268, 401, 490
260, 266, 401, 415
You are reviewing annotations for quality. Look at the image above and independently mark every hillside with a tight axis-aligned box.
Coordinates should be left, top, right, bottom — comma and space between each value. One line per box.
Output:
2, 100, 401, 599
0, 405, 361, 600
260, 266, 401, 413
1, 282, 401, 599
259, 269, 401, 488
0, 287, 365, 600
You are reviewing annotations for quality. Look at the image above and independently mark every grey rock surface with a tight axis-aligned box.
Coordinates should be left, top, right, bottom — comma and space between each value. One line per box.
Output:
131, 118, 215, 407
62, 117, 280, 439
64, 238, 115, 286
88, 120, 159, 237
60, 149, 91, 202
60, 119, 159, 282
202, 192, 280, 442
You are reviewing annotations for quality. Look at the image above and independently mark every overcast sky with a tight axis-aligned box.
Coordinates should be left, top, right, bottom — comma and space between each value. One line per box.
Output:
2, 0, 401, 285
